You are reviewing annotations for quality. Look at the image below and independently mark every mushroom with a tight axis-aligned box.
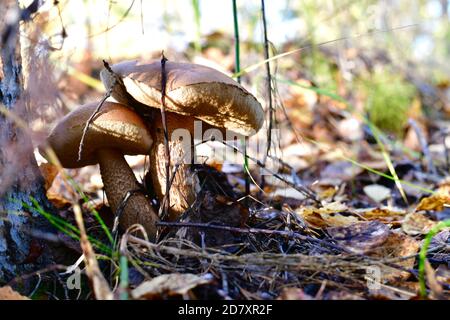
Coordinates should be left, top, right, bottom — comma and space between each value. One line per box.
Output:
40, 101, 159, 240
101, 60, 264, 220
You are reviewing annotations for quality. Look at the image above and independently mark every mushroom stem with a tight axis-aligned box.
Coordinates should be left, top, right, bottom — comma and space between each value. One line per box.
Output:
149, 112, 200, 220
97, 148, 159, 240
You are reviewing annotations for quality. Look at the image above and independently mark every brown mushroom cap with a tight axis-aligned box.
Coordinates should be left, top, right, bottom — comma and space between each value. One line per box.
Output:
100, 60, 264, 136
41, 101, 159, 239
44, 101, 152, 168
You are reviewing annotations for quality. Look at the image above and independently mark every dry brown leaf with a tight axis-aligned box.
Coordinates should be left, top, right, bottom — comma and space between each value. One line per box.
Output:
44, 170, 73, 209
416, 194, 450, 212
356, 207, 406, 224
369, 232, 420, 283
47, 192, 72, 209
0, 286, 29, 300
316, 185, 339, 200
39, 162, 59, 191
298, 211, 329, 228
402, 212, 436, 235
296, 202, 359, 228
327, 221, 390, 254
320, 213, 360, 227
131, 273, 212, 299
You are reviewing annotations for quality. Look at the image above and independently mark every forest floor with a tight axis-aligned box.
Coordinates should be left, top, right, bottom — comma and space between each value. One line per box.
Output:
5, 33, 450, 300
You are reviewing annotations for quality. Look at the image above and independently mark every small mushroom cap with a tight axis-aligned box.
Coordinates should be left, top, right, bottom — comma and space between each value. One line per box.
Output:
101, 60, 264, 136
41, 101, 152, 168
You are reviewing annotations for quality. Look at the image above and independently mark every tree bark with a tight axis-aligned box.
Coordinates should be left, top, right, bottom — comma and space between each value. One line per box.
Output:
0, 0, 51, 283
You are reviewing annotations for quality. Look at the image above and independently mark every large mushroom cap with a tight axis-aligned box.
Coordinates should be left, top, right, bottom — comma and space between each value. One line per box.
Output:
42, 101, 152, 168
101, 60, 264, 136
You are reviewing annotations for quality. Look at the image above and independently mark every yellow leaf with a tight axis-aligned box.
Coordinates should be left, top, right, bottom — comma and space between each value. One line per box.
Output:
416, 194, 450, 212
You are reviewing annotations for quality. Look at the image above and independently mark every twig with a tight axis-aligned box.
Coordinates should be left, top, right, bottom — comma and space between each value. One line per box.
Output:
77, 62, 116, 163
87, 0, 136, 38
219, 140, 319, 203
155, 221, 418, 277
232, 0, 250, 200
261, 0, 274, 160
159, 52, 171, 218
7, 264, 68, 287
156, 221, 346, 253
77, 89, 111, 162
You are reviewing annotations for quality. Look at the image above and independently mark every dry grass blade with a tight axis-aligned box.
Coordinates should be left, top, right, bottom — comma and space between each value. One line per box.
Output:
73, 203, 113, 300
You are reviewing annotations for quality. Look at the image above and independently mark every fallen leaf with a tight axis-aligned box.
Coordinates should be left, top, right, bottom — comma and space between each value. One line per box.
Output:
363, 184, 391, 203
327, 221, 390, 254
47, 192, 72, 209
356, 207, 406, 224
402, 212, 437, 235
315, 185, 339, 200
416, 194, 450, 212
39, 162, 59, 191
320, 213, 360, 227
296, 202, 358, 228
131, 273, 213, 299
369, 232, 420, 283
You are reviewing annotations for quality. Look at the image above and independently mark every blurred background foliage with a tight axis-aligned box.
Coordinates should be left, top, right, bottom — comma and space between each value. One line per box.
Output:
19, 0, 450, 166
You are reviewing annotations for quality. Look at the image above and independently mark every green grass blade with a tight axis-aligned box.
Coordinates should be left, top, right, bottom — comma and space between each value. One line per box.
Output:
418, 218, 450, 298
17, 197, 112, 255
66, 175, 114, 245
192, 0, 201, 53
232, 0, 250, 198
119, 255, 129, 300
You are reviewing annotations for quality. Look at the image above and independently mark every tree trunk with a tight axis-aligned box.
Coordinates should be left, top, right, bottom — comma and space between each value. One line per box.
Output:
0, 0, 51, 283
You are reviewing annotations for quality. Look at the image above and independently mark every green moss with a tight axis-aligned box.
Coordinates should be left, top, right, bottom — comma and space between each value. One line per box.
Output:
363, 70, 416, 136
